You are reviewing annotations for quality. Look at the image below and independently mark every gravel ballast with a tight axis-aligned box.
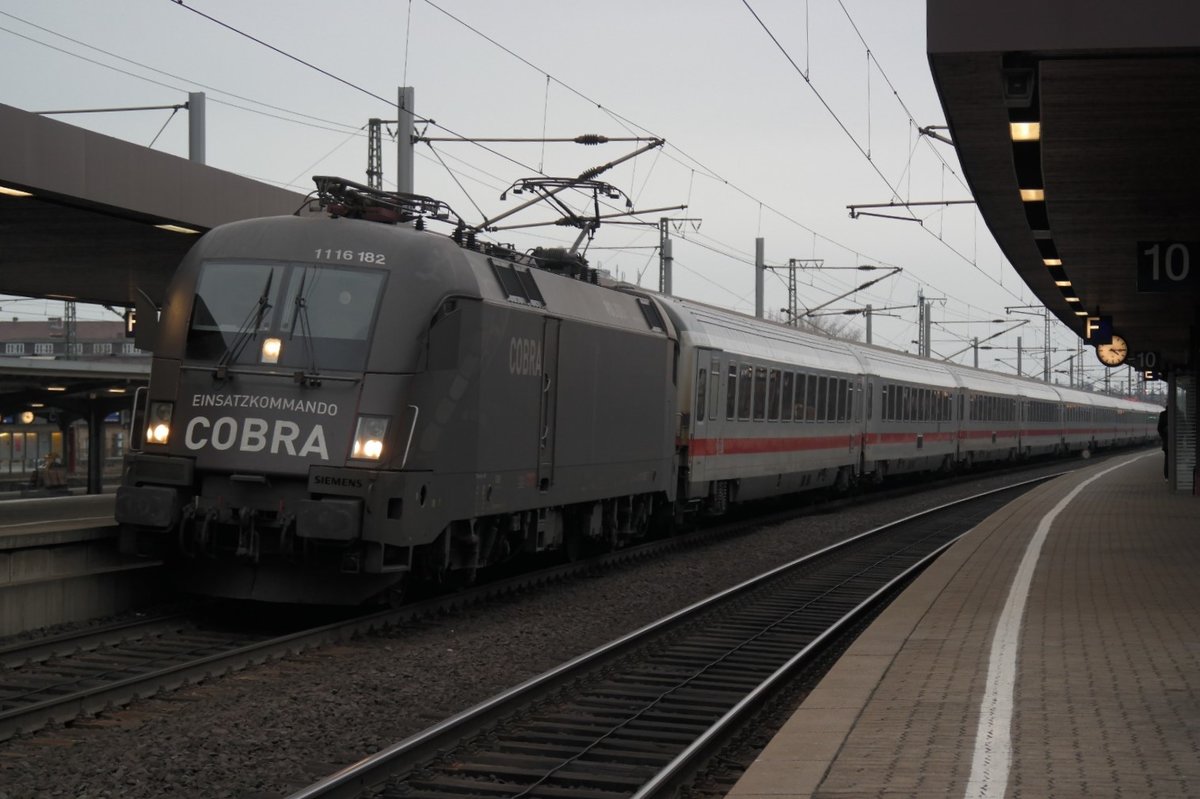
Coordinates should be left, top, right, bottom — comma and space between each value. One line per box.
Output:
0, 459, 1100, 798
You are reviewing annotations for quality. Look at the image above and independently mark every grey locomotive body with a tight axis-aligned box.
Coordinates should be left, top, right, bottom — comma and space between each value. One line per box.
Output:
116, 214, 677, 603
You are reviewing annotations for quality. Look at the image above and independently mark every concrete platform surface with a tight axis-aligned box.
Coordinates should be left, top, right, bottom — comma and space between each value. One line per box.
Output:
728, 452, 1200, 798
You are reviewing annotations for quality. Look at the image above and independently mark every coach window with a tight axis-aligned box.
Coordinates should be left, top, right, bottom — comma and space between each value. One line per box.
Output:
696, 369, 707, 423
802, 374, 816, 421
709, 362, 721, 420
753, 367, 768, 420
781, 372, 794, 422
814, 376, 827, 421
767, 368, 781, 421
727, 364, 738, 420
865, 381, 873, 421
836, 379, 848, 422
825, 377, 837, 422
738, 364, 754, 421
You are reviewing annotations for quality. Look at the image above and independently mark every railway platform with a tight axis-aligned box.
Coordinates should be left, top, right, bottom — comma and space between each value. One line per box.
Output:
728, 451, 1200, 798
0, 495, 162, 636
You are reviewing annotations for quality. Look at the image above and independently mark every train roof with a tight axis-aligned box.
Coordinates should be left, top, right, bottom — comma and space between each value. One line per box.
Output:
655, 296, 862, 374
849, 346, 958, 388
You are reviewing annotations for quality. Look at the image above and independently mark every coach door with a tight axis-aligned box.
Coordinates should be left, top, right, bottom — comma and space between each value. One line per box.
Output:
691, 349, 722, 484
536, 318, 560, 491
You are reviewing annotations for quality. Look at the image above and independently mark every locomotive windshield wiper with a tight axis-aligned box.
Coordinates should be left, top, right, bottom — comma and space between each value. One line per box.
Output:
214, 271, 273, 380
289, 267, 322, 386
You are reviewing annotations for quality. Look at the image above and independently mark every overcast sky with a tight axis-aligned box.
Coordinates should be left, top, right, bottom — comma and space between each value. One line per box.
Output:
1, 0, 1092, 378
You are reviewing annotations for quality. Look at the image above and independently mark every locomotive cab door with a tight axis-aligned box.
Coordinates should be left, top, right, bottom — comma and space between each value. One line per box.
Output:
536, 317, 560, 491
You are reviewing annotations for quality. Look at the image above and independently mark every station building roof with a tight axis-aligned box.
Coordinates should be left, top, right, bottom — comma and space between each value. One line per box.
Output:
0, 101, 306, 308
927, 0, 1200, 373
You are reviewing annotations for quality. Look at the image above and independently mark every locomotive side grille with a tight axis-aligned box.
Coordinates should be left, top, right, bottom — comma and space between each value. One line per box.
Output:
489, 258, 545, 307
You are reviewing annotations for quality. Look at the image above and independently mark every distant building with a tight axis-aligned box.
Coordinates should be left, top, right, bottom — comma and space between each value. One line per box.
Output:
0, 318, 145, 359
0, 318, 142, 489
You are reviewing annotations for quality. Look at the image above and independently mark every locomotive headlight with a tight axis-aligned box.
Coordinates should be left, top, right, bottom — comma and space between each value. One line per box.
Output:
261, 337, 282, 364
351, 416, 389, 460
146, 401, 174, 445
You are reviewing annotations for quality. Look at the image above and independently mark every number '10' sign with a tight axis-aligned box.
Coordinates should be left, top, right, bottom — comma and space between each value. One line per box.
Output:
1137, 241, 1196, 291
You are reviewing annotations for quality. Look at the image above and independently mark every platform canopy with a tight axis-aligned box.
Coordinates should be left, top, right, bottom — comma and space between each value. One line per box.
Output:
0, 102, 307, 308
927, 0, 1200, 373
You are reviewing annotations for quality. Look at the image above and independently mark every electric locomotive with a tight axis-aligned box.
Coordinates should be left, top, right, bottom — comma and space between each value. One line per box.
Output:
116, 179, 678, 603
116, 177, 1160, 605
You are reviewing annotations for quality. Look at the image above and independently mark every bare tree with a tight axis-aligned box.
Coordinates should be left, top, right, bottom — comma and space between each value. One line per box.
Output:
766, 309, 864, 342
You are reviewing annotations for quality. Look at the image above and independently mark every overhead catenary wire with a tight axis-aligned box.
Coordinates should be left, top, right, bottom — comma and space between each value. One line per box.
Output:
738, 0, 1028, 306
20, 2, 1071, 360
0, 12, 367, 135
160, 0, 1027, 328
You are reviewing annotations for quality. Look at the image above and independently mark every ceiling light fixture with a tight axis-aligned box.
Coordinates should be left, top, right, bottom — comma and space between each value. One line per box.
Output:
1054, 280, 1072, 287
1020, 188, 1045, 202
154, 223, 200, 235
0, 184, 33, 197
1044, 258, 1062, 266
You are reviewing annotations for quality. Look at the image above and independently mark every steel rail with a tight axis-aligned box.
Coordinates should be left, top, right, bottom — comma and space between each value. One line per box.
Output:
0, 612, 192, 669
285, 474, 1059, 799
0, 517, 751, 744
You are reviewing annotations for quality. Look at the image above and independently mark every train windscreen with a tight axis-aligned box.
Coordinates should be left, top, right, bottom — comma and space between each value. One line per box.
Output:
186, 261, 385, 370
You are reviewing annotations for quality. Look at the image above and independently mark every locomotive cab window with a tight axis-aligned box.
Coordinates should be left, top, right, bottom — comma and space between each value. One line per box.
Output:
187, 260, 386, 370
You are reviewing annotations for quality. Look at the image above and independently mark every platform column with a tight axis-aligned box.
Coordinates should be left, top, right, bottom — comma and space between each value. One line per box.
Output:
87, 398, 104, 495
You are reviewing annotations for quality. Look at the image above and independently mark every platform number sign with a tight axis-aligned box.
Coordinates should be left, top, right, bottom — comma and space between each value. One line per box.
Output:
1137, 241, 1197, 291
1131, 350, 1161, 371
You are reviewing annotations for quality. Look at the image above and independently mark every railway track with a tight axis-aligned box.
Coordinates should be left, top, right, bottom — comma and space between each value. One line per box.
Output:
0, 455, 1104, 755
0, 505, 785, 744
285, 476, 1053, 799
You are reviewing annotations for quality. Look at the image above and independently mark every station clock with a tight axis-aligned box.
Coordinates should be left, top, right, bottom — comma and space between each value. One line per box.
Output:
1095, 334, 1128, 367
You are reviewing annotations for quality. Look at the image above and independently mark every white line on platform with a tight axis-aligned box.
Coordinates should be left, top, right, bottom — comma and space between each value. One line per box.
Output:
964, 453, 1153, 799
